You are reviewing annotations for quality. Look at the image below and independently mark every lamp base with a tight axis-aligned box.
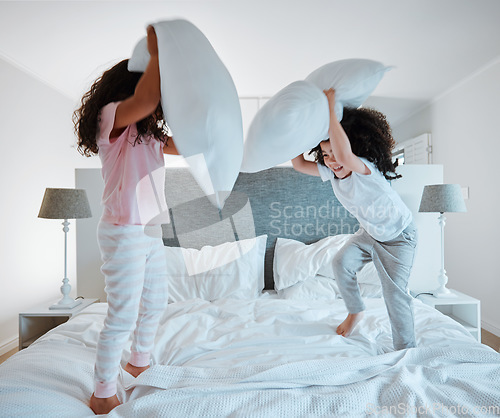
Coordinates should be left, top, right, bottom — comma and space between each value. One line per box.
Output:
431, 286, 457, 298
49, 297, 82, 310
50, 276, 82, 310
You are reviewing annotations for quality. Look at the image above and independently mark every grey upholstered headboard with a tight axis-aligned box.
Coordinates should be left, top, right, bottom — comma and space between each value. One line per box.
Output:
161, 167, 359, 290
76, 164, 443, 300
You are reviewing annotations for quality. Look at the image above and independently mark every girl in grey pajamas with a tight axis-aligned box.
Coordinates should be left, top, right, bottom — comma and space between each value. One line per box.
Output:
292, 88, 417, 350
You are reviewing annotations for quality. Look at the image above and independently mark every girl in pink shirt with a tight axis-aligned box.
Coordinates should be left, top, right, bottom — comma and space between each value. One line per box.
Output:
74, 26, 178, 415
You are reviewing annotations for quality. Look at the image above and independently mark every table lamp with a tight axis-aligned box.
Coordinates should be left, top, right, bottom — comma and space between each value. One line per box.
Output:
418, 184, 466, 298
38, 188, 92, 309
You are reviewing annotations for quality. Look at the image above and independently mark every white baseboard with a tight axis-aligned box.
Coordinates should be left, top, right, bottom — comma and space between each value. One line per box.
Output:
0, 336, 18, 356
482, 320, 500, 337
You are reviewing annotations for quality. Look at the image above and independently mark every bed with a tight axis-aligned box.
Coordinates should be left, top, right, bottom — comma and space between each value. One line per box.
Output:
1, 167, 499, 417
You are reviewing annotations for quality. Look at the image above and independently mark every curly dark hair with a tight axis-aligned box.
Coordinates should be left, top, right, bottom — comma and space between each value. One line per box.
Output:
309, 107, 401, 180
73, 59, 170, 157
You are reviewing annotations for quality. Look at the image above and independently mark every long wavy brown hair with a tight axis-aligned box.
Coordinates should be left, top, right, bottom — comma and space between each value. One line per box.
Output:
309, 107, 401, 180
73, 59, 169, 157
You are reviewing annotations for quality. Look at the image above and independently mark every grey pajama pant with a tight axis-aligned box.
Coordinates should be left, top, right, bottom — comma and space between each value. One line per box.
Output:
332, 222, 417, 350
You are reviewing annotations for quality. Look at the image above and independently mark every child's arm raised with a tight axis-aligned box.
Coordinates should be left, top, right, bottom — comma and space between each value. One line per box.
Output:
111, 26, 161, 136
291, 154, 320, 177
324, 89, 370, 175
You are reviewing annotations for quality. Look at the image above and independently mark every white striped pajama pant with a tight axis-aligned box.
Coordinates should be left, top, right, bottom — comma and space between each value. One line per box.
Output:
94, 221, 168, 398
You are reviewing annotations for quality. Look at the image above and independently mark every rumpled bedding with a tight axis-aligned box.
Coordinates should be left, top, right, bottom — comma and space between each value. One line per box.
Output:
1, 296, 499, 417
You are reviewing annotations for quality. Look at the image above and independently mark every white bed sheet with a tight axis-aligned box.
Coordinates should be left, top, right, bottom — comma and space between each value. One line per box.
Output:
1, 296, 499, 417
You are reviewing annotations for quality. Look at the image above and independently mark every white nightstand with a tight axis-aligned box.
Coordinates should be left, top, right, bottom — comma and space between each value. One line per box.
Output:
414, 289, 481, 342
19, 298, 99, 350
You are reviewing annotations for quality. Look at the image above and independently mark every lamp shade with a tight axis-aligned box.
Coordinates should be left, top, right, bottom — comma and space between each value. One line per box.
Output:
38, 188, 92, 219
418, 184, 467, 213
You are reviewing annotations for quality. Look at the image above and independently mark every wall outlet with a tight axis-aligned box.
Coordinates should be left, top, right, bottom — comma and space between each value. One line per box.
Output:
462, 186, 469, 200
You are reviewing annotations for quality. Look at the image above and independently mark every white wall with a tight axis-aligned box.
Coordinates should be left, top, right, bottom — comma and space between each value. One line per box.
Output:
392, 58, 500, 336
0, 57, 100, 354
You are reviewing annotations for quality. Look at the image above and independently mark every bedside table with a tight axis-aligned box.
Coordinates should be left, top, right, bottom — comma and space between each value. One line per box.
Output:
19, 298, 99, 350
414, 289, 481, 342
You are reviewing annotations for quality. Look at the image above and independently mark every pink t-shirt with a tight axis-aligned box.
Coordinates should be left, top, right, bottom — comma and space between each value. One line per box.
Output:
97, 102, 169, 225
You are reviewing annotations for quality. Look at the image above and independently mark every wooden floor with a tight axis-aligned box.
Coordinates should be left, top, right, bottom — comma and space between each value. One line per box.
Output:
1, 330, 499, 365
0, 347, 18, 364
482, 329, 500, 352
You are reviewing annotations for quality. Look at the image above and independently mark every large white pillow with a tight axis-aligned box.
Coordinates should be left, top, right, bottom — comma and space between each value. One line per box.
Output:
305, 58, 392, 121
240, 59, 390, 173
165, 235, 267, 302
278, 274, 382, 301
273, 235, 351, 290
273, 235, 381, 299
129, 19, 243, 208
240, 80, 329, 173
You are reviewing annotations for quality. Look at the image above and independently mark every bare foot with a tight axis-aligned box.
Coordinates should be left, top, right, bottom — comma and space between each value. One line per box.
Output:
124, 362, 150, 378
336, 312, 364, 337
90, 393, 120, 415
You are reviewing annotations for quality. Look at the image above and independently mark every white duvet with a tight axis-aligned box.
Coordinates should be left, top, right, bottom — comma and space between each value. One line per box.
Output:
1, 296, 499, 417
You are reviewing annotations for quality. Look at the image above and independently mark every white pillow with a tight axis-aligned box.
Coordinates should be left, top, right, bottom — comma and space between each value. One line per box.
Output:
129, 19, 243, 208
273, 235, 351, 290
240, 59, 390, 173
278, 274, 382, 301
165, 235, 267, 302
240, 80, 329, 173
273, 235, 381, 297
305, 58, 392, 121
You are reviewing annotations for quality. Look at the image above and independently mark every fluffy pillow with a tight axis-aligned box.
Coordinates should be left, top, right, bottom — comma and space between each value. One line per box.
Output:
273, 235, 351, 290
240, 80, 329, 173
165, 235, 267, 302
240, 59, 390, 173
273, 236, 382, 300
305, 58, 392, 121
129, 19, 243, 208
278, 273, 382, 301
